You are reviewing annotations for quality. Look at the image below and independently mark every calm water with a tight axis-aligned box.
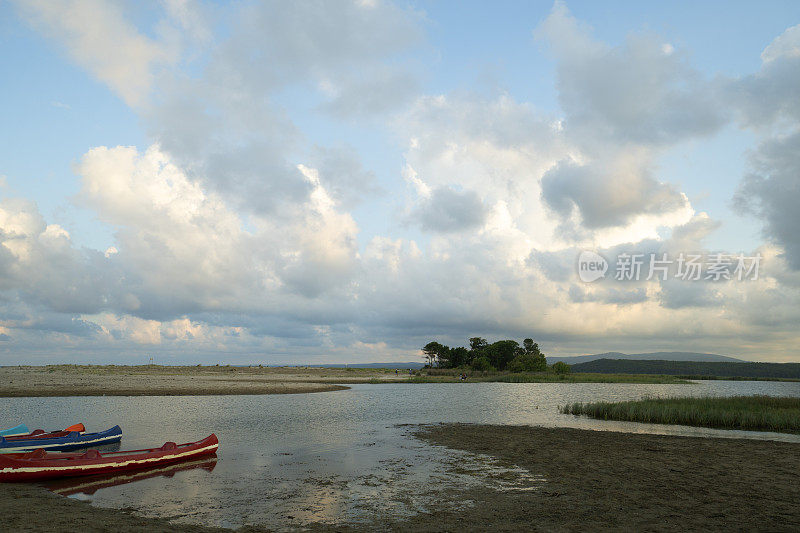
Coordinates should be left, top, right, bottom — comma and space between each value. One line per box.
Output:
2, 380, 799, 529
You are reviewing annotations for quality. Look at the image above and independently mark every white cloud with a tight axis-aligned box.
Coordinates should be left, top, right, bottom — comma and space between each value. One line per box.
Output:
13, 0, 173, 106
761, 24, 800, 63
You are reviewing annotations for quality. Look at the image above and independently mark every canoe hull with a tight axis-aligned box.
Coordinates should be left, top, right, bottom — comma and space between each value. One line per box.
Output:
0, 426, 120, 453
0, 425, 29, 437
0, 434, 218, 482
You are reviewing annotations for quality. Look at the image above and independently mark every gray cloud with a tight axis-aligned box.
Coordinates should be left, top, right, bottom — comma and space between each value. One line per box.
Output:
727, 24, 800, 270
541, 158, 687, 228
531, 3, 719, 236
414, 186, 487, 233
569, 285, 647, 305
320, 66, 420, 119
307, 145, 381, 210
536, 2, 727, 150
657, 279, 723, 309
528, 249, 575, 282
735, 131, 800, 268
728, 24, 800, 129
146, 0, 423, 216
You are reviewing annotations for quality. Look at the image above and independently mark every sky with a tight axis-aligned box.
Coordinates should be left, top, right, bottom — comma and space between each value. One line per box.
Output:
0, 0, 799, 364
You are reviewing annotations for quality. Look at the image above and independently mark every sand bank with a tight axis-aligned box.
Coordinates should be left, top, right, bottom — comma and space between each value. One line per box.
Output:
0, 365, 411, 396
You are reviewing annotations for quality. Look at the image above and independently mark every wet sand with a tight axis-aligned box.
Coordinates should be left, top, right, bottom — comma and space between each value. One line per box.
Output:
0, 365, 411, 396
0, 483, 227, 533
3, 424, 799, 532
407, 424, 800, 532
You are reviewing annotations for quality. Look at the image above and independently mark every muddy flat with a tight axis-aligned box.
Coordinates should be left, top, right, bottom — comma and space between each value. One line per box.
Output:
405, 424, 800, 532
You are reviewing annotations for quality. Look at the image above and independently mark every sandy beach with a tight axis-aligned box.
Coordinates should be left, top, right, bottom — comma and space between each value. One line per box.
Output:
0, 365, 411, 397
2, 423, 799, 532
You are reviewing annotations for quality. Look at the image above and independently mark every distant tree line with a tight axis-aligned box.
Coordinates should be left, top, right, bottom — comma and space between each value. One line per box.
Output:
422, 337, 558, 372
572, 359, 800, 379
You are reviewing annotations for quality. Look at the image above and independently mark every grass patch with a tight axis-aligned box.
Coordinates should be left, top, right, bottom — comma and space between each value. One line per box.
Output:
561, 395, 800, 433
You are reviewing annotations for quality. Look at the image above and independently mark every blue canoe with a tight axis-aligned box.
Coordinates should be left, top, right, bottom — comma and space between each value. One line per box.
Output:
0, 426, 122, 453
0, 424, 29, 437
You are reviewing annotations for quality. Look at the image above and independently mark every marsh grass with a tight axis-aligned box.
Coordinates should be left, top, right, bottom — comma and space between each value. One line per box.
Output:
561, 395, 800, 433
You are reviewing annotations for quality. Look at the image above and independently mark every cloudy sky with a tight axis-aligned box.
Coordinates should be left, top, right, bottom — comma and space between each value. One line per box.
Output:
1, 0, 799, 364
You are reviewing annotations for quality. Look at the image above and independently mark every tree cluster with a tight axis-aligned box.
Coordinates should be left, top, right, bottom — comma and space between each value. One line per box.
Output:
422, 337, 547, 372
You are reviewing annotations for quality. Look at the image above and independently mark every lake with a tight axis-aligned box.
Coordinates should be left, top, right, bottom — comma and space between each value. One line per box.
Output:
2, 380, 799, 529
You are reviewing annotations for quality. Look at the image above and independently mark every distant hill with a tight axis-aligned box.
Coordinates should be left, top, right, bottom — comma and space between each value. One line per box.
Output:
548, 352, 744, 364
303, 362, 426, 369
571, 359, 800, 379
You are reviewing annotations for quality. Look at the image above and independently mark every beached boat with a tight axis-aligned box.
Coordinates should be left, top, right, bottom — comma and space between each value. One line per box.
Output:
0, 425, 121, 453
0, 424, 29, 437
0, 434, 218, 482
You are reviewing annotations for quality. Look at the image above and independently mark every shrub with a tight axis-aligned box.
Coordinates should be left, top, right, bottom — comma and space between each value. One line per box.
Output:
471, 356, 495, 372
508, 353, 547, 372
552, 361, 571, 374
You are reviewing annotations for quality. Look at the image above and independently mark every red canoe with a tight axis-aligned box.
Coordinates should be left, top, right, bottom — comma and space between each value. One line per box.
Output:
0, 434, 218, 482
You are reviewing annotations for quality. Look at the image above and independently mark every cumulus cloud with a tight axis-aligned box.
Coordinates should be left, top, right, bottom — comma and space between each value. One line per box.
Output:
306, 146, 381, 209
730, 24, 800, 128
320, 66, 420, 118
0, 198, 113, 314
532, 2, 723, 238
569, 285, 648, 305
729, 25, 800, 270
413, 186, 487, 233
535, 1, 726, 149
541, 154, 688, 229
145, 1, 422, 216
735, 131, 800, 268
399, 93, 566, 249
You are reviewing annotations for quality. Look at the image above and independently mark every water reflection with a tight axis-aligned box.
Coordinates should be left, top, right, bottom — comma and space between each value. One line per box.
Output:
1, 380, 799, 529
45, 457, 217, 497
